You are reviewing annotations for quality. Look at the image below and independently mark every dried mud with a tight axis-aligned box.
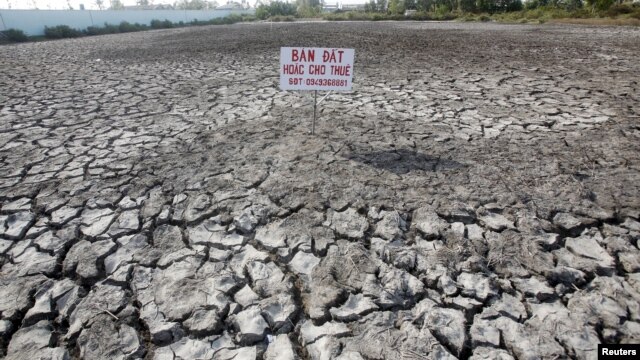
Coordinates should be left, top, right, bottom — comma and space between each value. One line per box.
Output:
1, 21, 640, 359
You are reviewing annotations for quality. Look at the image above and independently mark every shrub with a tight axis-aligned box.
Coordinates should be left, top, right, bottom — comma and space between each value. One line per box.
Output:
606, 3, 634, 16
85, 23, 121, 35
44, 25, 82, 39
586, 0, 615, 11
435, 4, 451, 16
2, 28, 28, 42
150, 19, 174, 29
103, 23, 121, 34
227, 14, 244, 23
85, 25, 105, 35
119, 21, 138, 32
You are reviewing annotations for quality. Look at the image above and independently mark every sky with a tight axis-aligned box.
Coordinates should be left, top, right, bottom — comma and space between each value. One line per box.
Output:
1, 0, 363, 10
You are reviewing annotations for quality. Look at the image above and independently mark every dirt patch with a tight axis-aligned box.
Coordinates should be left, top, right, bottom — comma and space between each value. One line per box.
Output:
1, 21, 639, 359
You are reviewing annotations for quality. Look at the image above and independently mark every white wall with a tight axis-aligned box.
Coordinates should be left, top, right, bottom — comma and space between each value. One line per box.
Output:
0, 9, 255, 36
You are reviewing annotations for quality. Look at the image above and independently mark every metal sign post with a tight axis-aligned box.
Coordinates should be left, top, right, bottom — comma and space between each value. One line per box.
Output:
279, 47, 355, 135
310, 90, 334, 135
312, 90, 317, 135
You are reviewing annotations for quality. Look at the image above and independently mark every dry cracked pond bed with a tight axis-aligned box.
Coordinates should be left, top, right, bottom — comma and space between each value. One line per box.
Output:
1, 21, 640, 359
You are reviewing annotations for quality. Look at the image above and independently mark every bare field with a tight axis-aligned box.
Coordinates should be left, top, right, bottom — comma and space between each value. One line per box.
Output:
1, 21, 640, 359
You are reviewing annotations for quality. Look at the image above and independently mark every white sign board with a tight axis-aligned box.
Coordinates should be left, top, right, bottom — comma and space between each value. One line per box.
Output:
280, 47, 355, 91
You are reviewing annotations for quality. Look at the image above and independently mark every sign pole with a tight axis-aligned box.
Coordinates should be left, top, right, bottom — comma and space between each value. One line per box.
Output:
312, 90, 317, 135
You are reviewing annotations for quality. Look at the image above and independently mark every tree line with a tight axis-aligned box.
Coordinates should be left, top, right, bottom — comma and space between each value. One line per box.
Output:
257, 0, 632, 17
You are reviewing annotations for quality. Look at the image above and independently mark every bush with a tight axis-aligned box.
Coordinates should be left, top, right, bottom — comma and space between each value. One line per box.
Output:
85, 25, 106, 35
586, 0, 615, 11
2, 28, 28, 42
103, 23, 121, 34
606, 4, 634, 16
86, 22, 140, 36
119, 21, 147, 32
150, 19, 174, 29
44, 25, 82, 39
435, 4, 451, 16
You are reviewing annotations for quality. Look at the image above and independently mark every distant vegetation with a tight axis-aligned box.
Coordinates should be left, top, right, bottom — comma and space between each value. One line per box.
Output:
256, 1, 298, 19
2, 0, 638, 44
323, 0, 640, 24
2, 14, 255, 43
252, 0, 639, 24
1, 29, 29, 42
44, 25, 83, 39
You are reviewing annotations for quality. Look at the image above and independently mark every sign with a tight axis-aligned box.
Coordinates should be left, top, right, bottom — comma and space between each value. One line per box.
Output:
280, 47, 355, 91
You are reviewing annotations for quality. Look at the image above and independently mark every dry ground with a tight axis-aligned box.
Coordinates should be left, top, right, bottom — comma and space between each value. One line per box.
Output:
1, 21, 640, 359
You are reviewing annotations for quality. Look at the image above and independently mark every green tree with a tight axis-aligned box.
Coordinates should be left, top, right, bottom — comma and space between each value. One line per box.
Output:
388, 0, 405, 13
585, 0, 614, 10
256, 1, 297, 19
457, 0, 475, 11
297, 0, 321, 16
416, 0, 431, 11
365, 0, 377, 11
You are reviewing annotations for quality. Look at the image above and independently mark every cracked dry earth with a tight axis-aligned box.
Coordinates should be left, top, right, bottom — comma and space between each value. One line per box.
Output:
1, 21, 640, 360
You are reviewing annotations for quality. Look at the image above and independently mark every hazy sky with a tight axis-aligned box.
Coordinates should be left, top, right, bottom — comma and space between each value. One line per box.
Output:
1, 0, 360, 10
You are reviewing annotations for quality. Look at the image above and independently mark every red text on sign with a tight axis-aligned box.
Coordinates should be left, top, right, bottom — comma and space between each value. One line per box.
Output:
330, 65, 350, 76
291, 49, 315, 62
288, 77, 304, 85
323, 50, 344, 63
309, 65, 326, 75
283, 64, 304, 75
